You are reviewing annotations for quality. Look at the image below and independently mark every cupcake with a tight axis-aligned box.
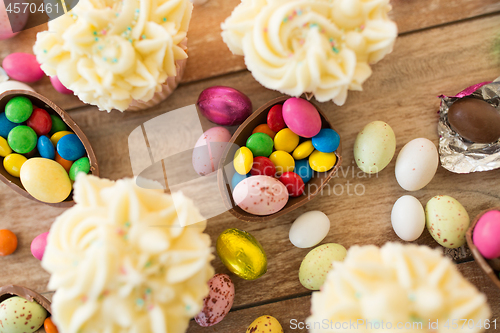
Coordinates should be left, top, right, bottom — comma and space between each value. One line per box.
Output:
42, 174, 214, 333
221, 0, 397, 106
308, 243, 491, 333
34, 0, 193, 112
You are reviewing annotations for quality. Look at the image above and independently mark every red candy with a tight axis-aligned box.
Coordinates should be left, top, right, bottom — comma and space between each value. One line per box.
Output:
279, 171, 305, 197
251, 156, 276, 177
27, 108, 52, 136
267, 104, 286, 132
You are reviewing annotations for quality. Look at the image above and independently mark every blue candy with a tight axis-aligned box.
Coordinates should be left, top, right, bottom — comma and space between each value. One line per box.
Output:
0, 112, 19, 138
231, 172, 250, 189
312, 128, 340, 153
38, 135, 55, 159
57, 134, 86, 161
294, 159, 313, 183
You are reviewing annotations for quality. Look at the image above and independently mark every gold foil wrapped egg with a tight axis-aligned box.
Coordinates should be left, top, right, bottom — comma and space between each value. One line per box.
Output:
216, 228, 267, 280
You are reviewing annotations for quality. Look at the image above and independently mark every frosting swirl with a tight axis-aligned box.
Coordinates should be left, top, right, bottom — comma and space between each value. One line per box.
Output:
308, 243, 491, 332
42, 174, 214, 333
221, 0, 397, 105
34, 0, 192, 111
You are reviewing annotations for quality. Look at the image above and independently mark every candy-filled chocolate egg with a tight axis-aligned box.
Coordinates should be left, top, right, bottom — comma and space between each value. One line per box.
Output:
299, 243, 346, 290
395, 138, 438, 191
192, 127, 232, 176
195, 274, 235, 327
473, 210, 500, 259
354, 121, 396, 174
425, 195, 470, 248
0, 296, 47, 333
448, 98, 500, 143
246, 315, 284, 333
282, 98, 321, 138
217, 228, 267, 280
232, 175, 288, 215
197, 86, 252, 126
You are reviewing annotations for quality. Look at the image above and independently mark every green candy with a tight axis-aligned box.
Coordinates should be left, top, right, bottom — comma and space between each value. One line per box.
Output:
246, 132, 273, 157
49, 114, 67, 135
69, 157, 90, 181
8, 125, 37, 154
5, 96, 33, 123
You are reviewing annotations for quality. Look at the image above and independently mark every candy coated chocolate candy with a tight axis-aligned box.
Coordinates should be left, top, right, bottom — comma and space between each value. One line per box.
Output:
231, 172, 250, 190
0, 80, 35, 95
246, 132, 273, 157
282, 98, 321, 138
251, 156, 276, 177
279, 171, 305, 197
269, 151, 294, 176
0, 112, 19, 138
246, 316, 283, 333
57, 134, 85, 161
233, 175, 288, 215
50, 76, 73, 95
309, 150, 337, 172
3, 153, 27, 177
0, 136, 12, 157
312, 128, 340, 153
292, 140, 314, 160
473, 210, 500, 259
3, 53, 44, 82
8, 125, 37, 154
194, 274, 235, 327
49, 115, 67, 135
0, 229, 17, 256
216, 228, 267, 280
44, 318, 59, 333
69, 157, 90, 181
37, 135, 55, 159
55, 152, 73, 173
31, 232, 49, 261
289, 211, 330, 248
252, 123, 276, 139
233, 147, 253, 175
0, 296, 48, 333
197, 86, 252, 126
20, 158, 72, 203
274, 128, 299, 153
267, 104, 286, 132
0, 0, 29, 40
299, 243, 346, 290
294, 159, 313, 183
27, 108, 52, 136
192, 126, 231, 176
448, 98, 500, 143
5, 96, 33, 123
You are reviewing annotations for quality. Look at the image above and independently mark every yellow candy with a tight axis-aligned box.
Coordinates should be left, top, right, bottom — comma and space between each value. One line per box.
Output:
50, 131, 73, 146
292, 140, 314, 160
234, 147, 253, 175
274, 128, 299, 153
20, 158, 72, 203
246, 315, 284, 333
0, 136, 12, 157
269, 151, 294, 176
3, 153, 27, 177
309, 150, 337, 172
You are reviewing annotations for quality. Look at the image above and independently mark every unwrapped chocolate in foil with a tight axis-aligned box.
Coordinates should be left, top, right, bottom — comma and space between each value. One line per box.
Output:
438, 77, 500, 173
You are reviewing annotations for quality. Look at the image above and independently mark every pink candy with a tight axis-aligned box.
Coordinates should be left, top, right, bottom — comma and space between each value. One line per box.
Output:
50, 76, 73, 94
3, 53, 45, 83
31, 232, 49, 261
473, 210, 500, 259
282, 98, 322, 138
195, 274, 235, 327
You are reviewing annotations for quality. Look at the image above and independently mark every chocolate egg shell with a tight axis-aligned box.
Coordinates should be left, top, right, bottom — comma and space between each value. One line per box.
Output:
0, 90, 99, 207
197, 86, 252, 126
0, 285, 51, 314
448, 98, 500, 143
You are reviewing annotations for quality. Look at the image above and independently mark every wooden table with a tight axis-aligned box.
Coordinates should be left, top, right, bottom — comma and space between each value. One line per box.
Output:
1, 0, 500, 332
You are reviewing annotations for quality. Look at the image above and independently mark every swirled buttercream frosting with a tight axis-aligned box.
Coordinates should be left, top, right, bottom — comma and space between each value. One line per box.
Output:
307, 243, 491, 333
42, 174, 214, 333
221, 0, 397, 105
34, 0, 192, 111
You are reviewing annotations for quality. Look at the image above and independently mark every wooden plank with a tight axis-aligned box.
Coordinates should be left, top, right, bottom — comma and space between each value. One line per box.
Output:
1, 0, 500, 111
1, 14, 500, 309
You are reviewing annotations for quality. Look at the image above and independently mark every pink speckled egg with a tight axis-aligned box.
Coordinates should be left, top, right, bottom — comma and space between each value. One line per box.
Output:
0, 0, 29, 40
31, 232, 49, 261
3, 53, 45, 83
473, 210, 500, 259
197, 86, 252, 126
50, 76, 73, 94
282, 98, 321, 138
195, 274, 235, 327
233, 175, 289, 215
192, 127, 232, 176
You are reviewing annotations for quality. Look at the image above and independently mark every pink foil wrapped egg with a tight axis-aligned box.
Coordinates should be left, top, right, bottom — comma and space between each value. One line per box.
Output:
0, 0, 29, 40
197, 86, 252, 126
473, 210, 500, 259
282, 98, 322, 138
192, 127, 232, 176
195, 273, 235, 327
31, 232, 49, 261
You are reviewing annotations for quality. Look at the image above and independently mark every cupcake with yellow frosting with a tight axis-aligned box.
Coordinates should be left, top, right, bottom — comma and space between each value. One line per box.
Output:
34, 0, 192, 111
42, 174, 214, 333
308, 243, 491, 333
221, 0, 397, 105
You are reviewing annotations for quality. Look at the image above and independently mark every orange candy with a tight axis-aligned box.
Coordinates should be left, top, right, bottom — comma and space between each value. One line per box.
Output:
0, 229, 18, 256
252, 124, 277, 139
44, 317, 59, 333
55, 152, 73, 173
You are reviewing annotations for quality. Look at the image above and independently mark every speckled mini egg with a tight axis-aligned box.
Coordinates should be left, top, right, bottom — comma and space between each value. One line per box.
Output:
0, 296, 48, 333
232, 175, 289, 215
354, 121, 396, 174
299, 243, 347, 290
195, 274, 235, 327
425, 195, 470, 248
192, 127, 232, 176
246, 315, 284, 333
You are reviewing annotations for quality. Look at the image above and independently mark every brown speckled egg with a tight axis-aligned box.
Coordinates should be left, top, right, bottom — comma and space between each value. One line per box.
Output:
0, 296, 47, 333
194, 274, 235, 327
232, 175, 289, 215
246, 315, 283, 333
299, 243, 347, 290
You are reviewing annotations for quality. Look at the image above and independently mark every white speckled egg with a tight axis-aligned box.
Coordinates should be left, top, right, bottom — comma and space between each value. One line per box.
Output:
289, 211, 330, 248
354, 121, 396, 174
195, 274, 235, 327
192, 127, 232, 176
395, 138, 438, 191
391, 195, 425, 241
425, 195, 470, 248
233, 175, 289, 215
0, 296, 47, 333
299, 243, 346, 290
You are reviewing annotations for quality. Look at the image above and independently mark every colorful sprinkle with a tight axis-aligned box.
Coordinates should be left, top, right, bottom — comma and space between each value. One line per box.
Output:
145, 288, 152, 295
43, 49, 47, 53
136, 299, 145, 307
141, 34, 146, 40
112, 58, 118, 63
332, 46, 339, 54
163, 17, 167, 22
93, 31, 97, 35
94, 37, 99, 42
145, 260, 153, 268
101, 30, 107, 35
125, 221, 131, 228
264, 27, 268, 33
81, 295, 88, 303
